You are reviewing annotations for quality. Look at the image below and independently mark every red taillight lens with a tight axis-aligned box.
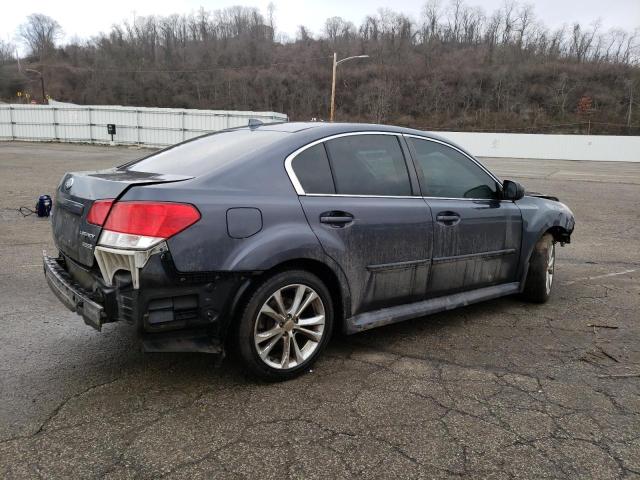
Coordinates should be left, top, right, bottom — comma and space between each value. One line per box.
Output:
87, 199, 115, 226
103, 202, 201, 238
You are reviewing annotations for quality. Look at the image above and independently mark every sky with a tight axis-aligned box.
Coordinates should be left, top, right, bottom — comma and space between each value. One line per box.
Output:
1, 0, 639, 51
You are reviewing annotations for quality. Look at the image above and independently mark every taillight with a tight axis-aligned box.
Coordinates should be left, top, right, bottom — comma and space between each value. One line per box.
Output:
104, 202, 200, 238
87, 199, 114, 226
97, 201, 200, 250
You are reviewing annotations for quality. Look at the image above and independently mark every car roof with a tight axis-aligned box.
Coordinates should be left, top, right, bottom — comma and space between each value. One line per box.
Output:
242, 121, 470, 158
240, 121, 448, 140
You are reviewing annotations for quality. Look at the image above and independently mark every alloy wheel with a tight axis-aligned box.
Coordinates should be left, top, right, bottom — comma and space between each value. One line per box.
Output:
253, 284, 326, 370
545, 243, 555, 294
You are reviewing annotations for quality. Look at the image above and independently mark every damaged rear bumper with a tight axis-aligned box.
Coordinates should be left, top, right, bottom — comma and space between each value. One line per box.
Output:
44, 252, 105, 330
43, 250, 245, 354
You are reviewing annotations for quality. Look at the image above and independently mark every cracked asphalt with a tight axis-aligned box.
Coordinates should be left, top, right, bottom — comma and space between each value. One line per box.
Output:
1, 142, 639, 479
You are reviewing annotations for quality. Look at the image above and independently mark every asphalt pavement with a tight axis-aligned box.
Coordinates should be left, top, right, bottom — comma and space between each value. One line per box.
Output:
1, 141, 639, 479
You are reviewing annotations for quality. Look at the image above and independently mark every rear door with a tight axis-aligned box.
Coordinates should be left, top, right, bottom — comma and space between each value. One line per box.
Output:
405, 135, 522, 297
290, 133, 433, 315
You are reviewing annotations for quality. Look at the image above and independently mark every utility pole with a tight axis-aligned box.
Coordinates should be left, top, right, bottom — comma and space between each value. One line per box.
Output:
330, 53, 337, 122
329, 53, 369, 122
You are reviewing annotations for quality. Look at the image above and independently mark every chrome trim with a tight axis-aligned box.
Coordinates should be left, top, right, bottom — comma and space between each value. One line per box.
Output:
422, 196, 507, 202
283, 130, 504, 200
284, 131, 404, 196
303, 193, 502, 201
402, 133, 503, 187
305, 193, 422, 199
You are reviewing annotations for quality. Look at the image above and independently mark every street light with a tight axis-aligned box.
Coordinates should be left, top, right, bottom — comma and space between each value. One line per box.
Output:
330, 53, 369, 122
24, 68, 47, 104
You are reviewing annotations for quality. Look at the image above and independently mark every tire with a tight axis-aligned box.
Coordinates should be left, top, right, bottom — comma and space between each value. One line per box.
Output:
235, 270, 334, 381
521, 233, 556, 303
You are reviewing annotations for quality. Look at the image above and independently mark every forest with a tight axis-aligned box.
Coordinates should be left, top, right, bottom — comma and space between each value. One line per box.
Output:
1, 1, 638, 134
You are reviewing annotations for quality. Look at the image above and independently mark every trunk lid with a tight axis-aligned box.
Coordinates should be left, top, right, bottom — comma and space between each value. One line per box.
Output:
52, 168, 192, 267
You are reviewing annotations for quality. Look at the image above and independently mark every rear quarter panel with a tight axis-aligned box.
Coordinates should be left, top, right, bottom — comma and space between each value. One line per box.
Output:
122, 143, 347, 270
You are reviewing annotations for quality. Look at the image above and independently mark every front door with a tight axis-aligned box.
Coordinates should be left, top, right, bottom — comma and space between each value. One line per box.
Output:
405, 135, 522, 297
288, 133, 434, 315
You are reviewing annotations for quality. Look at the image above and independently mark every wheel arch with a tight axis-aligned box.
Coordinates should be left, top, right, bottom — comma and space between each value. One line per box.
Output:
221, 257, 351, 341
545, 225, 572, 244
518, 225, 569, 290
516, 197, 574, 288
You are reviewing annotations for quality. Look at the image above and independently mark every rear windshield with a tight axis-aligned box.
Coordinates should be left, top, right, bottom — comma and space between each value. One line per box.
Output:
124, 129, 286, 176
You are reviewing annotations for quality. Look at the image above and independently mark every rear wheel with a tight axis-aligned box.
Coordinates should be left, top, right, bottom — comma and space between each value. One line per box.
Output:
235, 270, 333, 381
521, 233, 556, 303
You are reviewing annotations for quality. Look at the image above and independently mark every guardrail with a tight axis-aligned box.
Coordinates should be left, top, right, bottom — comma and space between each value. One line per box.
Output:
0, 104, 288, 147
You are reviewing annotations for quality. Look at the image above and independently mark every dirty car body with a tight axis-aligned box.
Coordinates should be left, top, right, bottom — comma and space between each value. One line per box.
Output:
44, 122, 574, 373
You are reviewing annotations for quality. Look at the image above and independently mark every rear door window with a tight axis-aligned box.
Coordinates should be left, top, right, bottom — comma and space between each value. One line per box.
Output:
408, 138, 498, 199
324, 135, 411, 196
292, 144, 336, 194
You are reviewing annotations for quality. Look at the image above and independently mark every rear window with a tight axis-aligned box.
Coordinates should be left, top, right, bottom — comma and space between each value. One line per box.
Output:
125, 129, 285, 176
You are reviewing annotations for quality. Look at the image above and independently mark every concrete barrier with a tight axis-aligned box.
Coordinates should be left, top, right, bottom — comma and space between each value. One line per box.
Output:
435, 131, 640, 162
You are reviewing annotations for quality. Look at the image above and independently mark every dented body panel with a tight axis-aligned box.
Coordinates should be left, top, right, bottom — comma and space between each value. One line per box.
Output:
515, 195, 575, 285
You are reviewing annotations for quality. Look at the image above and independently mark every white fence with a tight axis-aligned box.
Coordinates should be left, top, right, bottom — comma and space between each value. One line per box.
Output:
0, 103, 288, 147
436, 131, 640, 163
1, 104, 638, 162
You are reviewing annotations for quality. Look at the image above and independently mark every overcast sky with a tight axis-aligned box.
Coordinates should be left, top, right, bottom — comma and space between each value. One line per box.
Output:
2, 0, 639, 50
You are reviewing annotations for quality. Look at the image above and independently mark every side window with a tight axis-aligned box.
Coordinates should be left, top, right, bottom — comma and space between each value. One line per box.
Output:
292, 143, 336, 194
408, 138, 498, 199
325, 135, 411, 196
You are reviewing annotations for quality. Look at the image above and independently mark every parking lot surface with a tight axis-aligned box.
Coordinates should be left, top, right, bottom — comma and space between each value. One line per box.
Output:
1, 141, 639, 479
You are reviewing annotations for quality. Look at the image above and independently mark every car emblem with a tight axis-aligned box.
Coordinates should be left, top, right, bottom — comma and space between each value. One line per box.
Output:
64, 177, 74, 190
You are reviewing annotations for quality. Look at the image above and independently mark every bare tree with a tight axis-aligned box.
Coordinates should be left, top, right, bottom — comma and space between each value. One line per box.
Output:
267, 2, 276, 41
421, 0, 441, 42
0, 40, 16, 64
324, 16, 355, 43
18, 13, 62, 61
515, 3, 535, 49
296, 26, 312, 43
501, 1, 517, 45
570, 21, 600, 62
626, 78, 636, 127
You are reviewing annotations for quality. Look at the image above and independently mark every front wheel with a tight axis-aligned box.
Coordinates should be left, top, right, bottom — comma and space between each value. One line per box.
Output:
521, 233, 556, 303
235, 270, 334, 381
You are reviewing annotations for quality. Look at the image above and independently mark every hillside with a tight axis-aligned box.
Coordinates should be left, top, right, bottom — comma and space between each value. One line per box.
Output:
1, 2, 638, 134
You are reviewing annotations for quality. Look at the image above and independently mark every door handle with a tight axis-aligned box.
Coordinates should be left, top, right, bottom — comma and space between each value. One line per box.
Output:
319, 211, 354, 227
436, 212, 461, 225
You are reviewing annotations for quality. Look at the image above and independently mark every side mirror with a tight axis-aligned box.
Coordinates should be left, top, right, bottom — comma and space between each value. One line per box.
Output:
502, 180, 525, 201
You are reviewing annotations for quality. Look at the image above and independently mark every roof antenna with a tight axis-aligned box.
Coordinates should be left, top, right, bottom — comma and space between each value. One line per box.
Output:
248, 118, 264, 129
